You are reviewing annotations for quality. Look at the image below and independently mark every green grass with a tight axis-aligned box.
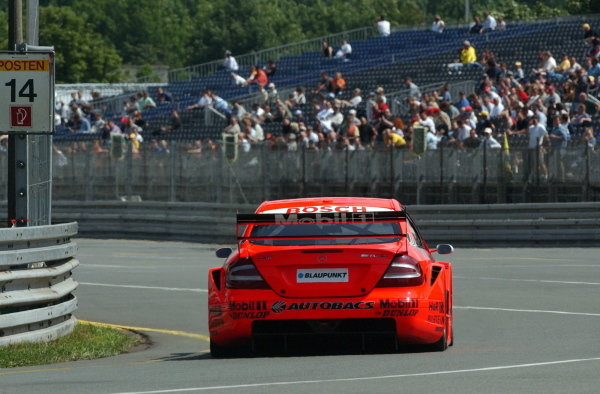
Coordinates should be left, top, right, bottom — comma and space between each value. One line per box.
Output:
0, 322, 141, 368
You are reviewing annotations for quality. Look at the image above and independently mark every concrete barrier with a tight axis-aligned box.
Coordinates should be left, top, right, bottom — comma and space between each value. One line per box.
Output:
34, 201, 600, 246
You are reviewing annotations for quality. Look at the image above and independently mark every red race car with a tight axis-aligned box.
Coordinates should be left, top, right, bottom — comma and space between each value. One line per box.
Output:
208, 197, 454, 356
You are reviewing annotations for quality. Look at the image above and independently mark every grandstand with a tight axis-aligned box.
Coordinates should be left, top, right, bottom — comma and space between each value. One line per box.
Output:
55, 14, 600, 142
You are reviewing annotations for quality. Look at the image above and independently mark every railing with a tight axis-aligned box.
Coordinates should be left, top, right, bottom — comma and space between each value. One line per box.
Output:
0, 223, 79, 346
44, 140, 600, 205
388, 80, 477, 115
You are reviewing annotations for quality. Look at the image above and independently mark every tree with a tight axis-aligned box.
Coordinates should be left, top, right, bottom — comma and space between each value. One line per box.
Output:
39, 6, 122, 83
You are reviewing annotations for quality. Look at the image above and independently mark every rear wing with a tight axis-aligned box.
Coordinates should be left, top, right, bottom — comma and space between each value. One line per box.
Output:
236, 211, 406, 241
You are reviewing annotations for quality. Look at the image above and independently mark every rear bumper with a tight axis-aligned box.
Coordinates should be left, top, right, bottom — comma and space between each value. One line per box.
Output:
209, 289, 446, 347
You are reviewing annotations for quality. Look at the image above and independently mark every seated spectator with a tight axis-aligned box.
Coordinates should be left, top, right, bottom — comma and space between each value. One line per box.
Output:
263, 59, 277, 77
70, 113, 91, 133
157, 109, 181, 135
321, 40, 334, 58
448, 41, 484, 73
384, 128, 406, 148
223, 117, 241, 135
496, 16, 506, 31
482, 12, 497, 32
339, 88, 363, 108
155, 87, 173, 103
231, 72, 248, 87
331, 72, 347, 96
335, 40, 352, 61
222, 50, 239, 72
582, 23, 599, 45
470, 16, 483, 34
431, 15, 445, 34
246, 65, 268, 89
186, 89, 213, 111
210, 92, 233, 117
312, 72, 333, 95
375, 16, 391, 37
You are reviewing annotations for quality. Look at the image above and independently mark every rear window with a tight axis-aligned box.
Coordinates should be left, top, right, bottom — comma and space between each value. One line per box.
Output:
249, 222, 401, 246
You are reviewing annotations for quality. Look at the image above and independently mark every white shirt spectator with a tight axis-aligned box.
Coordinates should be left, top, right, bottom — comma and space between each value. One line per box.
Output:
223, 54, 239, 72
431, 17, 445, 34
490, 101, 505, 118
376, 19, 391, 37
528, 123, 548, 149
482, 130, 501, 149
231, 73, 247, 87
457, 124, 472, 141
336, 41, 352, 58
419, 116, 436, 134
349, 95, 362, 107
483, 14, 497, 31
543, 56, 557, 72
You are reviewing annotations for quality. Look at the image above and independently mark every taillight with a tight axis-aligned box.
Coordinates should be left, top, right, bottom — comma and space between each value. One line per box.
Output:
226, 257, 270, 289
377, 254, 423, 287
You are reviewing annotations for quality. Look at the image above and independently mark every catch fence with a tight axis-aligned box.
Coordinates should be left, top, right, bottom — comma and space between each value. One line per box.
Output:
26, 141, 600, 205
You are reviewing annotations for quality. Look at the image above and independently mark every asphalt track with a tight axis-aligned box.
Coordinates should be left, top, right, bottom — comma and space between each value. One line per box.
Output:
1, 240, 599, 394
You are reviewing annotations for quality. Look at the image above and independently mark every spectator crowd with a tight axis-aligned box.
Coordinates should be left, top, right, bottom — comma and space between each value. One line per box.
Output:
33, 13, 600, 182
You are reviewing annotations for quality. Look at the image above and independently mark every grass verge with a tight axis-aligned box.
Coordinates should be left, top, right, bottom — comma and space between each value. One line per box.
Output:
0, 322, 141, 368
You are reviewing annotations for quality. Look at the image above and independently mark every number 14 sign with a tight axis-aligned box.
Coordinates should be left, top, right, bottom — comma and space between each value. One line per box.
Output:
0, 51, 54, 134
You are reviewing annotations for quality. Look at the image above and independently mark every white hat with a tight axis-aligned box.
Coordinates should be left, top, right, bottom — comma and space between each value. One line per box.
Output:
484, 127, 493, 134
349, 109, 357, 115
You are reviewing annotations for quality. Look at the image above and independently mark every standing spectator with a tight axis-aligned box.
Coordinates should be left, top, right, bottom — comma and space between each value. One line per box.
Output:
470, 16, 483, 34
549, 114, 569, 180
462, 128, 481, 149
481, 128, 501, 149
527, 116, 549, 179
222, 50, 239, 72
375, 16, 391, 37
431, 15, 445, 34
404, 77, 421, 99
335, 40, 352, 61
321, 40, 334, 58
482, 12, 497, 32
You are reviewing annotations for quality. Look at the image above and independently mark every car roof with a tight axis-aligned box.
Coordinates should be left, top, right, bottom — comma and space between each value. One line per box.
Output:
255, 197, 403, 213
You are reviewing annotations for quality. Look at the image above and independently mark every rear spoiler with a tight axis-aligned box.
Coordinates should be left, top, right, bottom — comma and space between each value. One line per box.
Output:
236, 211, 406, 241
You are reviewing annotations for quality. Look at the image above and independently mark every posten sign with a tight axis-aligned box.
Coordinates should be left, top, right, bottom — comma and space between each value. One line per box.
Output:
0, 51, 54, 134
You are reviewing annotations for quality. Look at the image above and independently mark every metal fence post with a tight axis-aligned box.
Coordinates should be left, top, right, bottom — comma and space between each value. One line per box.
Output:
126, 140, 133, 200
169, 143, 176, 202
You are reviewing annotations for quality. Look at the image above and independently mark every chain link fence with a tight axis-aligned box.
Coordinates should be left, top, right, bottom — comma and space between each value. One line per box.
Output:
37, 140, 600, 205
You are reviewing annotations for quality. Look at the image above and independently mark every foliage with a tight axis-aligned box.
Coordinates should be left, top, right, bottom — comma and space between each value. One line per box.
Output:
0, 323, 139, 368
39, 6, 122, 83
1, 1, 598, 82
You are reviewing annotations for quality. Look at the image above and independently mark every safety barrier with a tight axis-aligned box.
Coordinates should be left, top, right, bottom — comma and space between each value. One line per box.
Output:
0, 223, 79, 346
41, 201, 600, 246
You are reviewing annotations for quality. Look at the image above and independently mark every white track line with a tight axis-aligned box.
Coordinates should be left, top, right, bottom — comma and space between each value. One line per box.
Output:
111, 357, 600, 393
79, 282, 207, 293
454, 306, 600, 317
455, 275, 600, 286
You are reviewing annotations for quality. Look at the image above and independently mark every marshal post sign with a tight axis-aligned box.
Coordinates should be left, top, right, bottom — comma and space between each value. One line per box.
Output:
0, 51, 54, 134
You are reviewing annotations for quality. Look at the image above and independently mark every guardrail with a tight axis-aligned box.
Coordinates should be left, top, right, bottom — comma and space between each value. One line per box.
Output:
0, 223, 79, 346
36, 201, 600, 246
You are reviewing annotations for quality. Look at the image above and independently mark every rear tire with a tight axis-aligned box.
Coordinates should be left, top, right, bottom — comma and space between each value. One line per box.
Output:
210, 339, 231, 358
431, 328, 448, 351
